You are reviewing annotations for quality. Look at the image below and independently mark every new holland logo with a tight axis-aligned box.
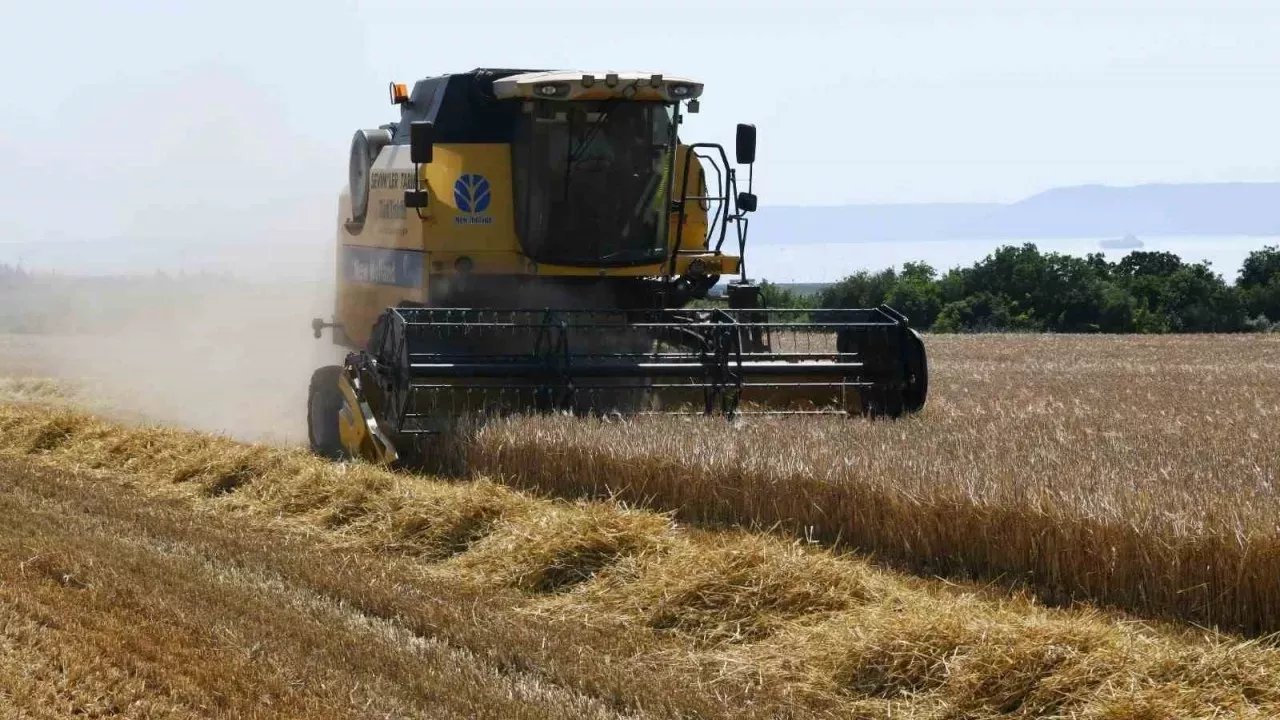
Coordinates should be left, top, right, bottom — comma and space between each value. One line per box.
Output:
453, 173, 493, 225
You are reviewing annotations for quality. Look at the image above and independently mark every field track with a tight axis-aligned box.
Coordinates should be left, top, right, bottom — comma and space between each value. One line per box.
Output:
2, 398, 1280, 718
0, 461, 638, 719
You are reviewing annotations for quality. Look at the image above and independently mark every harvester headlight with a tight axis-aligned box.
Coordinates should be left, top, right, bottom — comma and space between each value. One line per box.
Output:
605, 73, 619, 87
670, 84, 691, 97
582, 74, 595, 87
537, 83, 559, 96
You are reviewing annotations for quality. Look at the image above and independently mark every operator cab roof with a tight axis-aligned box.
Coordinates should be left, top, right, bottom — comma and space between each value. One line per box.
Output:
492, 70, 702, 102
392, 69, 701, 145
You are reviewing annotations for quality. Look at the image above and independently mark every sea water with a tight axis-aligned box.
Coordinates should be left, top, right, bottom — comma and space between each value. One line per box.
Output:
745, 236, 1280, 284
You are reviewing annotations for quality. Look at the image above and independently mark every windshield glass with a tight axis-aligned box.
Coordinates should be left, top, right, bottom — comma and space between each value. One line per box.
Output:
512, 101, 675, 266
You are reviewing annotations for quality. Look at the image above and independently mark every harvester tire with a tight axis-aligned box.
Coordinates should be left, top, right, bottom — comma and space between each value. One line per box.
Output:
308, 366, 347, 460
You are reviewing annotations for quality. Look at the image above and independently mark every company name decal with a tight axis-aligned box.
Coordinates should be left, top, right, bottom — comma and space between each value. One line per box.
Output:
342, 246, 424, 288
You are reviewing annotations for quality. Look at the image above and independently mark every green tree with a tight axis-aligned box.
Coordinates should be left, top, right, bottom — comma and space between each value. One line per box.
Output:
1095, 282, 1137, 332
1244, 284, 1280, 324
812, 245, 1265, 334
933, 291, 1039, 333
1239, 246, 1280, 321
1035, 253, 1108, 331
1159, 264, 1246, 332
757, 280, 814, 310
1239, 246, 1280, 290
1116, 251, 1185, 280
885, 262, 941, 327
937, 267, 967, 305
818, 268, 898, 309
1113, 251, 1189, 315
963, 244, 1047, 316
1085, 252, 1113, 278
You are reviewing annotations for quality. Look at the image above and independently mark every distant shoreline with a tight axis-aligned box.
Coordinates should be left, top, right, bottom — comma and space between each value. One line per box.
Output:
750, 182, 1280, 245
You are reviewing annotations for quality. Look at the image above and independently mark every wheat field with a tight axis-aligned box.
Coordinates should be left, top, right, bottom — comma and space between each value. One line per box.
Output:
2, 399, 1280, 718
3, 333, 1279, 716
467, 334, 1280, 635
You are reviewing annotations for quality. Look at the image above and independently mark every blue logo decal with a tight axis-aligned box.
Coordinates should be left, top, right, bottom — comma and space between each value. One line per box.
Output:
454, 174, 491, 214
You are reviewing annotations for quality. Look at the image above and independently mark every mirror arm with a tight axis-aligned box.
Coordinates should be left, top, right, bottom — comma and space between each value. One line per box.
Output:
412, 169, 428, 220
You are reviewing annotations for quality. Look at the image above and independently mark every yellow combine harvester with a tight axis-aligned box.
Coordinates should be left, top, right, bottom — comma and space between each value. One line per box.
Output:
309, 68, 927, 464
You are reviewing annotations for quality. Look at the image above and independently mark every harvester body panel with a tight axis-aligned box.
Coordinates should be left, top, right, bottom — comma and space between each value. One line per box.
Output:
336, 139, 720, 350
311, 68, 927, 465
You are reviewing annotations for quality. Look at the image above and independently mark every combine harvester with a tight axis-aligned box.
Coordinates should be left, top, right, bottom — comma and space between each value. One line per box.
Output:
309, 68, 927, 465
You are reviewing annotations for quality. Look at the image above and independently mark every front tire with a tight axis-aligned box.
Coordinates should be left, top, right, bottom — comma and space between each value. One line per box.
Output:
308, 366, 347, 459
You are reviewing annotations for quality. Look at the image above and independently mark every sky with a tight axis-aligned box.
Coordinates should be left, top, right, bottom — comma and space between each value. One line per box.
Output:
0, 0, 1277, 265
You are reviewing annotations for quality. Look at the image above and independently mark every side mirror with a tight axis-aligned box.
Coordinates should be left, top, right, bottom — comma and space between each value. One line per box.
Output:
410, 121, 435, 165
735, 123, 757, 165
737, 192, 758, 213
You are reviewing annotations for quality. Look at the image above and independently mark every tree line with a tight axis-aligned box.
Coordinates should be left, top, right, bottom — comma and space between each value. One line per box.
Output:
760, 244, 1280, 332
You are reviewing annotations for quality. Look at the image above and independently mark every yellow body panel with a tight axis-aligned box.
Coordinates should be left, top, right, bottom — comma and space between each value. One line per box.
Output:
672, 146, 710, 252
337, 369, 398, 464
334, 141, 739, 349
422, 144, 515, 252
334, 189, 427, 346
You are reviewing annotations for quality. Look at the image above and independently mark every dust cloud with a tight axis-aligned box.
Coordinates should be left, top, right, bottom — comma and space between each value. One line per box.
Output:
0, 64, 355, 445
1, 279, 346, 445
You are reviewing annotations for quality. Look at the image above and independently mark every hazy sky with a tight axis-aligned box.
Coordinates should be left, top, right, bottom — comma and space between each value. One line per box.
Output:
1, 0, 1277, 252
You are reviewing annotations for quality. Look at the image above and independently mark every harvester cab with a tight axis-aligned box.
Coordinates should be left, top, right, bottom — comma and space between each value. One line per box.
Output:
309, 68, 927, 465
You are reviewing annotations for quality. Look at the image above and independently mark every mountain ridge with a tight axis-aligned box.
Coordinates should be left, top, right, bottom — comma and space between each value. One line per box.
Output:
751, 182, 1280, 244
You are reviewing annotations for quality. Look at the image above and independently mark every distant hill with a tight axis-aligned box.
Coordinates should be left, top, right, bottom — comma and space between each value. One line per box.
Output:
954, 183, 1280, 239
751, 183, 1280, 244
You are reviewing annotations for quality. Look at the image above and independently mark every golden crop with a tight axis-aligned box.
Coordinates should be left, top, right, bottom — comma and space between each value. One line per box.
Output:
469, 334, 1280, 635
3, 382, 1280, 717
